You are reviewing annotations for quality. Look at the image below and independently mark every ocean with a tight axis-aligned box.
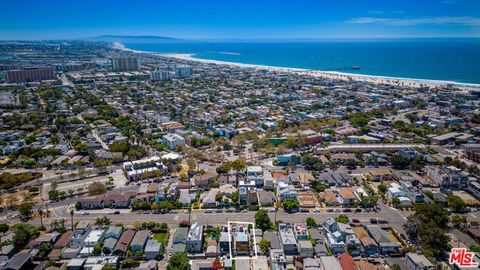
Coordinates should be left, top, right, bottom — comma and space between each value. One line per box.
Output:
124, 39, 480, 84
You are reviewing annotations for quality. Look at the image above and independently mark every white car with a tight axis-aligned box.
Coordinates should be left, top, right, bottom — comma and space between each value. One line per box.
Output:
82, 212, 89, 215
313, 209, 320, 213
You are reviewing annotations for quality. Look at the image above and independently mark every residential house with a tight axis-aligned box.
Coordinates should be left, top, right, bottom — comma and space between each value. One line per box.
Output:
4, 253, 33, 270
270, 249, 287, 270
405, 253, 434, 270
195, 173, 217, 189
246, 166, 264, 187
84, 230, 105, 247
298, 240, 314, 258
113, 230, 135, 257
277, 182, 298, 202
70, 222, 92, 248
339, 252, 356, 270
278, 223, 298, 255
105, 226, 123, 239
187, 222, 204, 253
144, 239, 161, 260
338, 187, 356, 205
319, 256, 342, 270
366, 225, 401, 255
53, 231, 72, 250
264, 231, 282, 250
219, 232, 230, 255
162, 133, 185, 150
102, 238, 118, 254
234, 226, 249, 256
173, 228, 189, 244
130, 230, 151, 252
293, 223, 309, 241
352, 227, 378, 256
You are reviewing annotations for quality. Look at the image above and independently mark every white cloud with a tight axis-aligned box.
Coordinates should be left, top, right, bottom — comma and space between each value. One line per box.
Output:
347, 16, 480, 26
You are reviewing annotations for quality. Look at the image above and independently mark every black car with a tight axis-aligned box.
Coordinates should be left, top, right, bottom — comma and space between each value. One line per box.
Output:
343, 208, 352, 212
370, 218, 378, 224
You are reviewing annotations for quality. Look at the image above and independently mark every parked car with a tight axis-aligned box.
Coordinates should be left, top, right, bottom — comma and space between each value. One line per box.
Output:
354, 209, 362, 213
343, 208, 352, 212
204, 209, 213, 214
352, 218, 360, 223
313, 208, 320, 213
370, 218, 378, 224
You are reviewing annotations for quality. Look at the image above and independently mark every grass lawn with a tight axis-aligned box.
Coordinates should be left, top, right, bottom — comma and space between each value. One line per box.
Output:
153, 232, 167, 244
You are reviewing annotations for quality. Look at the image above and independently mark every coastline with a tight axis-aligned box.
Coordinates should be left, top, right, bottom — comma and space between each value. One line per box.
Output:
112, 42, 480, 91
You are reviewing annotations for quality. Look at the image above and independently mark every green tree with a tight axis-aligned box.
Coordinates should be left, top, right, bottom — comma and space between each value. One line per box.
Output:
167, 253, 191, 270
391, 264, 401, 270
335, 214, 349, 224
392, 198, 401, 208
88, 182, 107, 196
404, 203, 450, 259
93, 243, 102, 255
255, 209, 273, 231
12, 224, 39, 249
447, 195, 466, 212
259, 238, 270, 253
390, 154, 410, 169
451, 215, 467, 228
306, 217, 316, 227
19, 203, 33, 222
377, 182, 387, 194
0, 223, 9, 233
282, 198, 299, 213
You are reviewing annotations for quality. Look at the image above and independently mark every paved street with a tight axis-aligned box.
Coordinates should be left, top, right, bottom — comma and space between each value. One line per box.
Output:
34, 210, 397, 230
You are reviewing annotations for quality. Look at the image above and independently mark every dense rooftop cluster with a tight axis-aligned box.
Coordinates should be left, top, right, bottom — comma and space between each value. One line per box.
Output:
0, 40, 479, 270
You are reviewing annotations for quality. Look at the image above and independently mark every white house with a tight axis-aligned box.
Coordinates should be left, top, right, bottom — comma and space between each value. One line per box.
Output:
162, 133, 185, 150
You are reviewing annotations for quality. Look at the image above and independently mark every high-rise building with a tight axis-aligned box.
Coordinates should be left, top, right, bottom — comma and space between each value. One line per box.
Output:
150, 69, 171, 81
5, 67, 55, 83
110, 57, 140, 71
175, 65, 193, 78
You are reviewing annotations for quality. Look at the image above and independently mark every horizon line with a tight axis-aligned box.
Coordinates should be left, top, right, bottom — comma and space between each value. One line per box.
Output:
1, 35, 480, 42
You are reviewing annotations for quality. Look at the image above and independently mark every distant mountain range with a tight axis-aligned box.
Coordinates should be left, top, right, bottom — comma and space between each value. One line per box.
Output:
82, 35, 188, 43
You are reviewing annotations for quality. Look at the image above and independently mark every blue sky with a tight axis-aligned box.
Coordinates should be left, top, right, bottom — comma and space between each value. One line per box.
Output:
1, 0, 479, 40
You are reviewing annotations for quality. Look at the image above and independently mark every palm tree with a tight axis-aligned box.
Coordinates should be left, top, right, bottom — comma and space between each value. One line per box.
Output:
274, 201, 279, 226
70, 209, 74, 231
38, 207, 44, 230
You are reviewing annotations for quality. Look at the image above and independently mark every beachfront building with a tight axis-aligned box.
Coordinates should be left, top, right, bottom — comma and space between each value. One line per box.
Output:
175, 65, 193, 78
150, 69, 171, 81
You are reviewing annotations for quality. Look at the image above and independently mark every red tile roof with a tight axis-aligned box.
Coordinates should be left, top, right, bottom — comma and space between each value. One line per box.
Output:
339, 252, 355, 270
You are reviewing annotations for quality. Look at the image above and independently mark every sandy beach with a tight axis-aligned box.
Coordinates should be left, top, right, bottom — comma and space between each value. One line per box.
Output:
113, 42, 480, 91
